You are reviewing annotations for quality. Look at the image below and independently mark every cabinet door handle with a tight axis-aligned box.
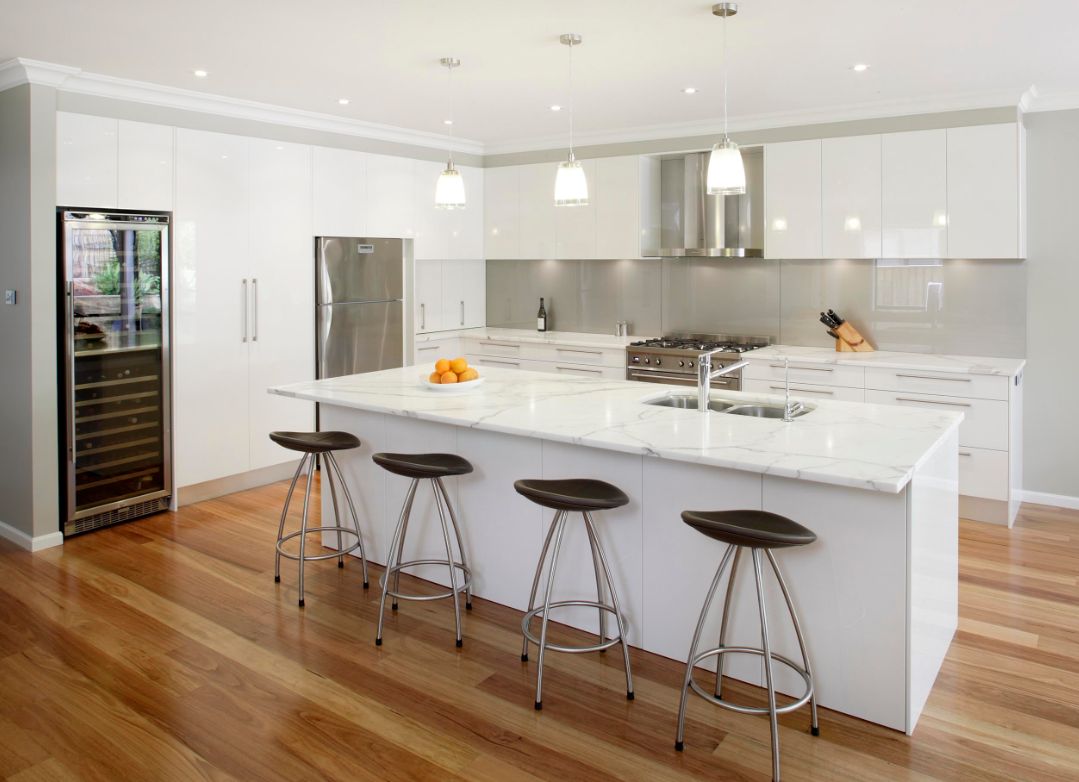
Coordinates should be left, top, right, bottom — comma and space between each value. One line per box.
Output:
480, 358, 520, 367
557, 347, 602, 357
420, 303, 426, 330
460, 300, 465, 326
241, 279, 248, 343
556, 365, 602, 375
251, 278, 258, 342
769, 385, 833, 396
480, 341, 521, 349
959, 450, 973, 457
769, 363, 833, 372
895, 373, 970, 383
895, 396, 971, 408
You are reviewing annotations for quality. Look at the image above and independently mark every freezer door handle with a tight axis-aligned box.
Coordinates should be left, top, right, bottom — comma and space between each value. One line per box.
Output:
241, 279, 248, 342
251, 278, 259, 342
420, 302, 426, 330
460, 300, 465, 326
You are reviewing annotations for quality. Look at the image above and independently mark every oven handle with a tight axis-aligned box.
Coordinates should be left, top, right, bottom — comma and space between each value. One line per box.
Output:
628, 370, 736, 385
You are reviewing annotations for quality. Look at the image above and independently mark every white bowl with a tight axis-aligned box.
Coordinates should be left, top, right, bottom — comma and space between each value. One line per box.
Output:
421, 374, 485, 392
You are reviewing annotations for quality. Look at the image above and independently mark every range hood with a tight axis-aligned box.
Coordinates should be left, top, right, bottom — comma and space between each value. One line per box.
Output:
649, 148, 763, 258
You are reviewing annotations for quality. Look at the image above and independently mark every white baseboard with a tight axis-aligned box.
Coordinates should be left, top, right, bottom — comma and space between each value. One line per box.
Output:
0, 519, 64, 552
1020, 490, 1079, 511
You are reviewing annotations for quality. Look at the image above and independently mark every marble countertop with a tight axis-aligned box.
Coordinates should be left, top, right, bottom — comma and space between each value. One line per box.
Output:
415, 327, 640, 351
746, 345, 1025, 377
271, 366, 962, 494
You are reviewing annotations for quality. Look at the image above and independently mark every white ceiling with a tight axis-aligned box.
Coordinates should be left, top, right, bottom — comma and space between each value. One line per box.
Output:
2, 0, 1078, 151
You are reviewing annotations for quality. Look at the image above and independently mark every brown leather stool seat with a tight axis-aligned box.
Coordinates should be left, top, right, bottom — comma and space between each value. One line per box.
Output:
513, 478, 629, 512
681, 509, 817, 550
269, 430, 360, 453
372, 452, 473, 479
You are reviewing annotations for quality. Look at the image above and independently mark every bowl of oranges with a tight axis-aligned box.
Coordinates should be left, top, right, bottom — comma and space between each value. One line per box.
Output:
423, 357, 483, 391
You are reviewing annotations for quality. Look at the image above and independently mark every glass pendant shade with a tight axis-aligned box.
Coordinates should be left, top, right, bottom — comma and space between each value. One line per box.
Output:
554, 157, 589, 206
434, 163, 466, 209
707, 138, 746, 195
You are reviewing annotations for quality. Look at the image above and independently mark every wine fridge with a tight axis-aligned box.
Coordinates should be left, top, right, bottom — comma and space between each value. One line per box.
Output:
59, 210, 172, 536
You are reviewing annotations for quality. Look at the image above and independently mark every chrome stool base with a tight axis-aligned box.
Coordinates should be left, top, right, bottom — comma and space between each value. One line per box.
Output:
376, 477, 473, 647
521, 509, 634, 709
274, 450, 370, 607
675, 545, 818, 781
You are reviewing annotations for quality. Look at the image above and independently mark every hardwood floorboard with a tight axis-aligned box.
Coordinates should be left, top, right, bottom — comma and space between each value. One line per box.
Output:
2, 483, 1078, 780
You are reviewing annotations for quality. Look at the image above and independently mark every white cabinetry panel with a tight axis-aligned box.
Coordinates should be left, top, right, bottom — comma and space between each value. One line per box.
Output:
483, 166, 520, 259
118, 120, 174, 211
882, 129, 947, 258
57, 112, 118, 208
366, 153, 415, 238
518, 163, 557, 259
452, 165, 485, 259
442, 259, 485, 329
414, 260, 443, 333
946, 123, 1020, 259
764, 140, 823, 259
822, 135, 881, 259
555, 158, 597, 259
312, 145, 367, 237
413, 159, 450, 260
596, 156, 641, 260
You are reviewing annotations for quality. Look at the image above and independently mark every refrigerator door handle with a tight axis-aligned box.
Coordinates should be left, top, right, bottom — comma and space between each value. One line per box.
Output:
241, 279, 248, 343
252, 278, 259, 342
460, 300, 465, 327
420, 302, 426, 330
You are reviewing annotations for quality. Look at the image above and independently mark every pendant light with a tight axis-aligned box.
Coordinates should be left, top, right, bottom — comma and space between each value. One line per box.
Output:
434, 57, 466, 209
707, 3, 746, 195
554, 33, 588, 207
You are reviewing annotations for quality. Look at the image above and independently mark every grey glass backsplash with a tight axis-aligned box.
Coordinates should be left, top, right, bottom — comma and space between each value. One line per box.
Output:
486, 257, 1026, 358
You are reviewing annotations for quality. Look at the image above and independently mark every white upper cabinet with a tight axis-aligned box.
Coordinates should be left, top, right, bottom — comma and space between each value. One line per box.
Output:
117, 120, 173, 211
413, 159, 451, 260
484, 166, 520, 259
946, 123, 1021, 258
57, 112, 118, 208
822, 135, 881, 259
450, 165, 484, 259
312, 145, 367, 237
882, 129, 947, 258
595, 156, 642, 260
414, 259, 444, 333
764, 139, 823, 259
366, 153, 415, 239
519, 162, 558, 259
555, 158, 597, 259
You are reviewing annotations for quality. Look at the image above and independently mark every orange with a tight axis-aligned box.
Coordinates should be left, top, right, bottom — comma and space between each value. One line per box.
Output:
439, 371, 459, 384
449, 357, 468, 374
434, 358, 451, 374
459, 367, 479, 382
428, 371, 442, 384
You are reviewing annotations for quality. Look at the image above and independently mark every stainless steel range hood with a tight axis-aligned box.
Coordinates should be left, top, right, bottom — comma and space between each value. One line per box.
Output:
648, 148, 763, 258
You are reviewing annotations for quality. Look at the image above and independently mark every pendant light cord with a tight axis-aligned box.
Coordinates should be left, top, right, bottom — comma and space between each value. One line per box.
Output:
722, 11, 729, 141
447, 62, 455, 168
568, 40, 576, 160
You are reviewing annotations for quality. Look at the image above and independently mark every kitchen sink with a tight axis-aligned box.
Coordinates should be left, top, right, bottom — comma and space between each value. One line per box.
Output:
645, 395, 737, 412
725, 404, 811, 419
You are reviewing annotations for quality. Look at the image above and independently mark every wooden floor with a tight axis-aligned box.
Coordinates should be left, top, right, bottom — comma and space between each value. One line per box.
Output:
2, 482, 1078, 782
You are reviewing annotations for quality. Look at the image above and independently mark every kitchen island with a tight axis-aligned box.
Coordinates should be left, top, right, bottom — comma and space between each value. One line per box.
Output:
270, 366, 961, 734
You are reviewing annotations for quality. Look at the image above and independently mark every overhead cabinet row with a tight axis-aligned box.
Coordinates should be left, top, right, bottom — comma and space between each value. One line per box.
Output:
763, 123, 1025, 259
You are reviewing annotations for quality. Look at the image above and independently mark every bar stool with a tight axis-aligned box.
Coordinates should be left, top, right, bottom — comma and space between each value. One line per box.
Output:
674, 509, 819, 782
271, 431, 369, 607
373, 452, 474, 648
513, 478, 634, 710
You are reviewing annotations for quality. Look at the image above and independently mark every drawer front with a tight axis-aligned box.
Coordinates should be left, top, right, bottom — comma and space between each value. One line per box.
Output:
473, 356, 523, 369
524, 343, 625, 368
865, 367, 1008, 401
743, 378, 865, 402
957, 446, 1009, 501
744, 359, 865, 388
413, 339, 462, 366
470, 339, 523, 358
551, 363, 623, 379
865, 390, 1007, 450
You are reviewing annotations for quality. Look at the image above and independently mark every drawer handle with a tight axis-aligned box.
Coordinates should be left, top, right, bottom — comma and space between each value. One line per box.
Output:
769, 385, 833, 396
895, 397, 972, 408
769, 363, 833, 372
895, 373, 971, 383
480, 341, 520, 349
959, 451, 973, 457
557, 347, 602, 356
417, 344, 442, 351
557, 365, 602, 375
481, 358, 520, 367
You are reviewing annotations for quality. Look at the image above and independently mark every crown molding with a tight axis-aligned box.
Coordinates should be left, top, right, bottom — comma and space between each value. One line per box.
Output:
483, 87, 1029, 155
1022, 85, 1079, 114
0, 57, 483, 155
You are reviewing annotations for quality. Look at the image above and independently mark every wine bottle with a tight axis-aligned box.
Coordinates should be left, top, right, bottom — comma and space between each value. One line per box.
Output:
537, 298, 548, 332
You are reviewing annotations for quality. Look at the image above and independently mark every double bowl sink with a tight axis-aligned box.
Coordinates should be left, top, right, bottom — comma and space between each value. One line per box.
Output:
645, 393, 812, 419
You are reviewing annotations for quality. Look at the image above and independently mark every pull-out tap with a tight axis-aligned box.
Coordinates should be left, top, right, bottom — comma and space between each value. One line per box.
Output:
781, 357, 805, 422
697, 351, 748, 412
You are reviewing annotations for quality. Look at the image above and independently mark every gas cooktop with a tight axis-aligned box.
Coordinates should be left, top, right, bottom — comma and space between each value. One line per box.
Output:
628, 335, 770, 354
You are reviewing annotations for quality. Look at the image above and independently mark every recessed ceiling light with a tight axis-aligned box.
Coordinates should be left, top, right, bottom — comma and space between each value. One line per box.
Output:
443, 119, 454, 126
852, 63, 869, 72
549, 104, 562, 112
193, 69, 208, 78
338, 98, 350, 105
682, 87, 698, 94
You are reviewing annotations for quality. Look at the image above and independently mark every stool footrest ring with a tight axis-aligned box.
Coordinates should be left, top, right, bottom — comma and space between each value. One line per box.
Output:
522, 600, 626, 654
688, 646, 814, 715
378, 559, 472, 602
275, 527, 361, 562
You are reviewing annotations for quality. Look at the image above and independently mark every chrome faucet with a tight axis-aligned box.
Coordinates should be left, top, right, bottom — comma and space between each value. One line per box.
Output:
697, 351, 748, 412
781, 358, 805, 422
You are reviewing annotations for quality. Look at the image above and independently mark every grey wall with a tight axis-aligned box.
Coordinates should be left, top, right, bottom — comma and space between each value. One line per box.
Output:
1024, 109, 1079, 498
487, 256, 1026, 359
0, 83, 58, 539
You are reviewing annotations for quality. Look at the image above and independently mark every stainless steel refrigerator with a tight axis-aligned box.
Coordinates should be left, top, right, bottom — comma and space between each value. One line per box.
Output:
59, 209, 172, 536
316, 237, 408, 379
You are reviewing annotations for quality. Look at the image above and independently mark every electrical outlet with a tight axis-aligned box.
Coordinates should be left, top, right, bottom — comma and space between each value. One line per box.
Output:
3, 290, 15, 305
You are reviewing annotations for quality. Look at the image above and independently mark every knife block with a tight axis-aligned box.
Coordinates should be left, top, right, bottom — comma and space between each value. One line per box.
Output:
834, 322, 874, 352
